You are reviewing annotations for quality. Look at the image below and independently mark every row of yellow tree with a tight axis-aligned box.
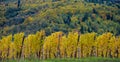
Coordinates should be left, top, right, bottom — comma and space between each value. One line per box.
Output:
0, 30, 120, 59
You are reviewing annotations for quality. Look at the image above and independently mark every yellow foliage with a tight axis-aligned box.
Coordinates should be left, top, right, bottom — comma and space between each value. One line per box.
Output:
24, 17, 34, 25
0, 31, 120, 59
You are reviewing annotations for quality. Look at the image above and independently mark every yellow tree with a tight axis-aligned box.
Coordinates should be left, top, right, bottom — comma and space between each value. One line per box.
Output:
79, 32, 96, 58
96, 33, 112, 57
43, 36, 52, 59
43, 32, 62, 59
13, 32, 24, 58
106, 35, 120, 58
109, 36, 119, 58
117, 36, 120, 58
0, 35, 12, 59
65, 32, 78, 58
23, 30, 45, 58
23, 34, 35, 58
8, 42, 15, 59
34, 30, 45, 59
60, 35, 67, 58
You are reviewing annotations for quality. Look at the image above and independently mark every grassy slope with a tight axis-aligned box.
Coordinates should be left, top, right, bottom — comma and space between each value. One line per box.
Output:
3, 57, 120, 62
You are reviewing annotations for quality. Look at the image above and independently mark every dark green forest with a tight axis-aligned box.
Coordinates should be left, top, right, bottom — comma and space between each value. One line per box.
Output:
0, 0, 120, 37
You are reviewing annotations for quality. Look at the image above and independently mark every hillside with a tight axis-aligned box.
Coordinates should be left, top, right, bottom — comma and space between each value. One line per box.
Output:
0, 0, 120, 61
0, 0, 120, 37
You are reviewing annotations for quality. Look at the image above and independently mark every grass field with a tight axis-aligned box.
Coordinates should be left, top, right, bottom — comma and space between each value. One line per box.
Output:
2, 57, 120, 62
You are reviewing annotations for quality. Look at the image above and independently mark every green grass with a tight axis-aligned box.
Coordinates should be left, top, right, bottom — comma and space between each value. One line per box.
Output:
1, 57, 120, 62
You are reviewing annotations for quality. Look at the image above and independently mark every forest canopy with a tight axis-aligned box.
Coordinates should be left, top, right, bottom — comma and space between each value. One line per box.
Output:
0, 0, 120, 37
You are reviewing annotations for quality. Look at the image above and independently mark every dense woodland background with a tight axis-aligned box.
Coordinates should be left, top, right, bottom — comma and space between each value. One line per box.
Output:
0, 0, 120, 37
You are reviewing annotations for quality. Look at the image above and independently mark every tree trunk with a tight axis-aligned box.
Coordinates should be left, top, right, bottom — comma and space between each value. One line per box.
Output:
18, 0, 21, 8
57, 34, 61, 58
20, 36, 25, 59
76, 32, 80, 58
